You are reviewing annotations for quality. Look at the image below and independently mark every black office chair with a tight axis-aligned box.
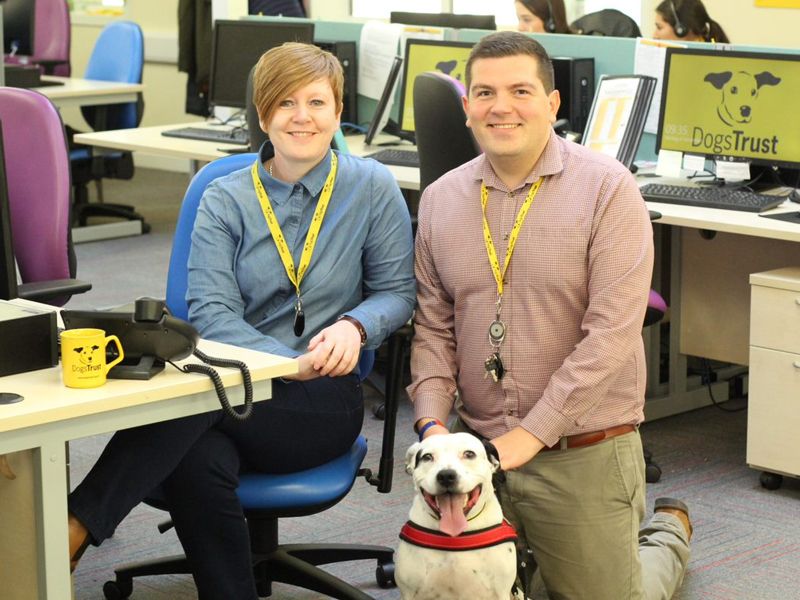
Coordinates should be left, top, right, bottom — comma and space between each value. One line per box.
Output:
571, 9, 642, 37
413, 71, 481, 194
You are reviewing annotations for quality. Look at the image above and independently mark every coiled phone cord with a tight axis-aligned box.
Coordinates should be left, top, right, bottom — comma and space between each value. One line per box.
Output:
169, 348, 254, 421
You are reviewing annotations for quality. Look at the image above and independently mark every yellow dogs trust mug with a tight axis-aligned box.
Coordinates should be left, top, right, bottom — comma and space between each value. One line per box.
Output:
60, 328, 124, 388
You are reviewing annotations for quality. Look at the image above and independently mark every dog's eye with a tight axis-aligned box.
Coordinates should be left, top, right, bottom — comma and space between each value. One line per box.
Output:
463, 450, 476, 459
731, 85, 738, 95
420, 453, 434, 462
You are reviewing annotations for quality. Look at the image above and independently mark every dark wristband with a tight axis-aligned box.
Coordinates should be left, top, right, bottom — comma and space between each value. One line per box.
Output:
416, 418, 446, 441
336, 315, 367, 347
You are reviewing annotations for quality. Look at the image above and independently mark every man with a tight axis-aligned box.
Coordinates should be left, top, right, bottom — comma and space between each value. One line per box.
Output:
408, 31, 691, 600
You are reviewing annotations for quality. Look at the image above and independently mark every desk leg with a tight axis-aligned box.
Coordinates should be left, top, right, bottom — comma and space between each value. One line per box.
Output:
34, 440, 71, 599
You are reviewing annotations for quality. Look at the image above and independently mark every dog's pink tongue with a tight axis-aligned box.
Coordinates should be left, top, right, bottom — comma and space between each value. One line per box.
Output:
437, 494, 468, 536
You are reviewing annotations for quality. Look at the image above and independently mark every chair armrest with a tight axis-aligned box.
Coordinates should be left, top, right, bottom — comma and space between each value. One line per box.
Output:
18, 279, 92, 302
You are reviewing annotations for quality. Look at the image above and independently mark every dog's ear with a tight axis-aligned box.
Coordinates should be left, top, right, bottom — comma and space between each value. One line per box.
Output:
404, 442, 422, 475
481, 440, 502, 473
91, 345, 100, 351
73, 347, 83, 354
755, 72, 781, 89
704, 71, 732, 90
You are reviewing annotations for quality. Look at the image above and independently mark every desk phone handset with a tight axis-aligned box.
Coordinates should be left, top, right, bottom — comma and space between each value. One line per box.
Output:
61, 298, 253, 421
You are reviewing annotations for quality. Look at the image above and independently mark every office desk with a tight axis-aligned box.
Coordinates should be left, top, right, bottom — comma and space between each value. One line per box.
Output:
636, 180, 800, 419
73, 125, 420, 188
37, 76, 144, 109
0, 326, 297, 600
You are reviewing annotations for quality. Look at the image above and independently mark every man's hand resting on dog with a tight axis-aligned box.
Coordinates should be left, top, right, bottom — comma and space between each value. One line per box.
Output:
491, 427, 546, 471
419, 423, 546, 471
285, 320, 363, 381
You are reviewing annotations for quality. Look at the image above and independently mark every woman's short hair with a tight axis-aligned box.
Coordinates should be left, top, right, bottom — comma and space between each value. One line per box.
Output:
252, 42, 344, 125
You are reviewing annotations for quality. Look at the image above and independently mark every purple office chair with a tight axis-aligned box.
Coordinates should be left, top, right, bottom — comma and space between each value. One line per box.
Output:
4, 0, 71, 76
0, 88, 90, 305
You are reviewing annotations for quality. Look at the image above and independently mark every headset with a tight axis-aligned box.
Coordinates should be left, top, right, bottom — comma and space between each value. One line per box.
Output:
543, 0, 557, 33
669, 0, 688, 37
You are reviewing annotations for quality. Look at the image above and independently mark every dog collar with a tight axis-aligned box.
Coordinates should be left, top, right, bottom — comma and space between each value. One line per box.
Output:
399, 519, 517, 551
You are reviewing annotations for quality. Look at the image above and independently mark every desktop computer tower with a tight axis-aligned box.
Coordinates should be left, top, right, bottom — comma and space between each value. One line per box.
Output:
315, 40, 358, 126
551, 57, 594, 135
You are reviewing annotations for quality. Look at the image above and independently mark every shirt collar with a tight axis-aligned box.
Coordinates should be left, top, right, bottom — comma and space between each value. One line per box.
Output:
257, 140, 334, 201
473, 129, 565, 191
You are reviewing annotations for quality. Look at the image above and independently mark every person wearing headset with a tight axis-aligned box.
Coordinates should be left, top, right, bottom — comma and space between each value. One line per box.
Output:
65, 43, 415, 600
653, 0, 730, 43
515, 0, 572, 34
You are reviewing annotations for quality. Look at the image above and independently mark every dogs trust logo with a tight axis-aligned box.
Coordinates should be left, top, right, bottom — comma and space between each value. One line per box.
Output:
73, 344, 102, 373
704, 70, 781, 126
689, 69, 782, 157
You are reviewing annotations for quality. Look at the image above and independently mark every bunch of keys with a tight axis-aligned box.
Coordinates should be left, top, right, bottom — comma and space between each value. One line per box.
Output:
484, 352, 505, 382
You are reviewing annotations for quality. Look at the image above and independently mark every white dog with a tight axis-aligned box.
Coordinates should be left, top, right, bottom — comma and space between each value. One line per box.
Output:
395, 432, 521, 600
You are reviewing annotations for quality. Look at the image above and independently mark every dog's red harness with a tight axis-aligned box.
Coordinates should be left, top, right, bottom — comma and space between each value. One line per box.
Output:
399, 519, 517, 551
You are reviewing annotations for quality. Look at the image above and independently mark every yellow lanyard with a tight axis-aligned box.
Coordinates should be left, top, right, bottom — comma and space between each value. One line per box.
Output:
480, 176, 542, 298
250, 152, 338, 300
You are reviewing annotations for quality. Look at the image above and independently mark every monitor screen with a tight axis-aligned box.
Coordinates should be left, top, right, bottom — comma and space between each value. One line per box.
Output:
364, 56, 403, 146
2, 0, 35, 56
390, 11, 496, 30
398, 39, 473, 135
0, 122, 19, 301
656, 47, 800, 170
209, 19, 315, 110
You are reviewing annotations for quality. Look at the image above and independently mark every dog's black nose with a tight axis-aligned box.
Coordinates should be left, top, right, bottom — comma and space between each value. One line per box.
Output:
741, 106, 751, 117
436, 469, 458, 488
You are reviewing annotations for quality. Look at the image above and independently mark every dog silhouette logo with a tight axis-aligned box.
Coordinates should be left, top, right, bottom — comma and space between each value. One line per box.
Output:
703, 70, 781, 127
74, 344, 102, 367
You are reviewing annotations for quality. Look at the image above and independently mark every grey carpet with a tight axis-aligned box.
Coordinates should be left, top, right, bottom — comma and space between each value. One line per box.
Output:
67, 168, 800, 599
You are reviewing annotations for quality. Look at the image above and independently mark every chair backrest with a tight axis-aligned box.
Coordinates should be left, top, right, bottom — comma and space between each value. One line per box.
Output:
33, 0, 71, 76
82, 21, 144, 131
571, 9, 642, 37
0, 88, 74, 303
245, 66, 266, 152
413, 71, 481, 193
3, 0, 71, 76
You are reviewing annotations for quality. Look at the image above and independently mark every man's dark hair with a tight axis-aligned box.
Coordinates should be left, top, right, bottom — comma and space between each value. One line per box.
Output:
465, 31, 555, 93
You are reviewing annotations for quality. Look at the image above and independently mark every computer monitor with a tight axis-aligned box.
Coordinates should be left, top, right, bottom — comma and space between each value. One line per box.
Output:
0, 122, 19, 301
390, 11, 496, 30
656, 47, 800, 172
209, 19, 315, 110
398, 39, 474, 138
364, 56, 403, 146
2, 0, 35, 56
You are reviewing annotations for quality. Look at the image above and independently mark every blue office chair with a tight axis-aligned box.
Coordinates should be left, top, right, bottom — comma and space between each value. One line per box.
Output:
101, 153, 398, 600
69, 21, 149, 231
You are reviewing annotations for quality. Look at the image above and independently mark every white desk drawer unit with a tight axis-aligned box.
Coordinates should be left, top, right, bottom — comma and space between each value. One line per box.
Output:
747, 267, 800, 490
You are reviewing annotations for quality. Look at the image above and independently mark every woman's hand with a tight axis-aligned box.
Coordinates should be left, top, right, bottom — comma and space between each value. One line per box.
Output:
306, 320, 362, 377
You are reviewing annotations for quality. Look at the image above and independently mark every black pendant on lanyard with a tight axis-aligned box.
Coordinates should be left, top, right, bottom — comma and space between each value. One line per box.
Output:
293, 297, 305, 337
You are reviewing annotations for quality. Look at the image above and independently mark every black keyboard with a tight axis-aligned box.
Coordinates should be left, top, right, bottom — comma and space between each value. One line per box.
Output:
364, 148, 419, 168
161, 126, 249, 146
640, 183, 786, 213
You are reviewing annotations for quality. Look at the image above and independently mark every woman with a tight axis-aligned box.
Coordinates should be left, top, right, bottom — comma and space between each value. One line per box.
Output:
67, 43, 416, 599
653, 0, 730, 43
515, 0, 572, 34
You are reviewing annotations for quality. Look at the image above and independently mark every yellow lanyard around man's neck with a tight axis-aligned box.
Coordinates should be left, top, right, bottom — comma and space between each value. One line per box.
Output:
250, 152, 338, 298
480, 176, 542, 298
